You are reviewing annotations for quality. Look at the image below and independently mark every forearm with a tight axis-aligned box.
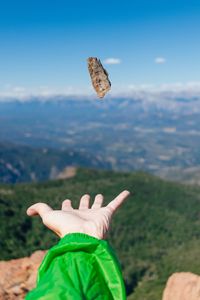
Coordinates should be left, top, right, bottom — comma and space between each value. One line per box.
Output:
25, 233, 126, 300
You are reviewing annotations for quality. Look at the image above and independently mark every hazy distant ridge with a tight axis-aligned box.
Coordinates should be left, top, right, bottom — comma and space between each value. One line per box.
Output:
1, 97, 200, 184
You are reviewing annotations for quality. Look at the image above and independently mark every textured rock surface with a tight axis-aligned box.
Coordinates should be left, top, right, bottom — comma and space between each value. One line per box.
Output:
57, 166, 77, 179
162, 272, 200, 300
0, 250, 46, 300
87, 57, 111, 98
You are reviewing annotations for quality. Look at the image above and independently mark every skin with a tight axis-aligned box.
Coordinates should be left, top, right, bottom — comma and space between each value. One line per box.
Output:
26, 190, 130, 240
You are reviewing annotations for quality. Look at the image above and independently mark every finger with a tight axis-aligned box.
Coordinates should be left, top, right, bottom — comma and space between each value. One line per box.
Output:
26, 203, 53, 218
91, 194, 104, 209
62, 199, 73, 211
107, 190, 130, 213
79, 194, 90, 209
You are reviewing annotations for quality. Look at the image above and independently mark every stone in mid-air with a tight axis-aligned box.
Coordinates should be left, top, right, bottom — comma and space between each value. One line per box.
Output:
87, 57, 111, 98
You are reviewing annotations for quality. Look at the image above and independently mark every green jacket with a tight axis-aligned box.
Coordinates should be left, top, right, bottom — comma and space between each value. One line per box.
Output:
25, 233, 127, 299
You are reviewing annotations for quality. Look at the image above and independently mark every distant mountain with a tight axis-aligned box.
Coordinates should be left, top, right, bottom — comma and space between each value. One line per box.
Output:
0, 142, 111, 183
1, 97, 200, 183
1, 168, 200, 300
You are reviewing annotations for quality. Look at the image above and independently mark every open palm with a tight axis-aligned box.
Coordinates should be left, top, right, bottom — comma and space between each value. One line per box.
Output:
26, 191, 130, 239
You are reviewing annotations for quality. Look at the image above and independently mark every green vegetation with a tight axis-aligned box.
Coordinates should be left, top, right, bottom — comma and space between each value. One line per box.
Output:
1, 168, 200, 299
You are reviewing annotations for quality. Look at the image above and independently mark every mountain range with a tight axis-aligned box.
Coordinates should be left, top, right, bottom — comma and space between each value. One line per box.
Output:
0, 142, 110, 183
0, 97, 200, 184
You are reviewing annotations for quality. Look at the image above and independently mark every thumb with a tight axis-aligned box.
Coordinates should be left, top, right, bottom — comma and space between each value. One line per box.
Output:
107, 190, 130, 213
27, 203, 53, 218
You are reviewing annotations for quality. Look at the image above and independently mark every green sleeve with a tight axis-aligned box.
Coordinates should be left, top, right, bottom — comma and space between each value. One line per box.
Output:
25, 233, 127, 300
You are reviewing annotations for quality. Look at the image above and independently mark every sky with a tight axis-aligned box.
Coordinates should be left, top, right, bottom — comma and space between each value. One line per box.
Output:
0, 0, 200, 98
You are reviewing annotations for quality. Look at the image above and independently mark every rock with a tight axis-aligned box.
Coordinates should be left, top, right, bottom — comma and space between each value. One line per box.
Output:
162, 272, 200, 300
0, 250, 46, 300
57, 166, 77, 179
87, 57, 111, 98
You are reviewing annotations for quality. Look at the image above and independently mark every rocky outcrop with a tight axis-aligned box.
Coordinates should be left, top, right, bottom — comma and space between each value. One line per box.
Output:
162, 272, 200, 300
0, 250, 46, 300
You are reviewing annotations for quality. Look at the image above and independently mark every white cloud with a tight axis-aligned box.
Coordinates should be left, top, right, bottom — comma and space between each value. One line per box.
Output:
103, 58, 121, 65
154, 57, 166, 64
0, 85, 94, 102
1, 81, 200, 102
13, 86, 26, 93
108, 81, 200, 102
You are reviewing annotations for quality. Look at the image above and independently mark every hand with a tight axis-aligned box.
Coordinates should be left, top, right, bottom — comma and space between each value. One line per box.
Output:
26, 190, 130, 240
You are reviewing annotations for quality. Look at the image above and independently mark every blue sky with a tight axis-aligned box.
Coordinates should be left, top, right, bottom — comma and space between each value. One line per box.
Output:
0, 0, 200, 97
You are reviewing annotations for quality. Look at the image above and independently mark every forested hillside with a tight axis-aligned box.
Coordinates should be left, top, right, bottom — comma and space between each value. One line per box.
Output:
1, 168, 200, 299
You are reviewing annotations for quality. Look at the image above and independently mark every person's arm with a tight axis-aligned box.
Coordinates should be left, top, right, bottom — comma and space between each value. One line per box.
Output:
25, 191, 130, 300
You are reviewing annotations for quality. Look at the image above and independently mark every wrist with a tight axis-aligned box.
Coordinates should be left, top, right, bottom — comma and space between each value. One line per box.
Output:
83, 221, 104, 240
